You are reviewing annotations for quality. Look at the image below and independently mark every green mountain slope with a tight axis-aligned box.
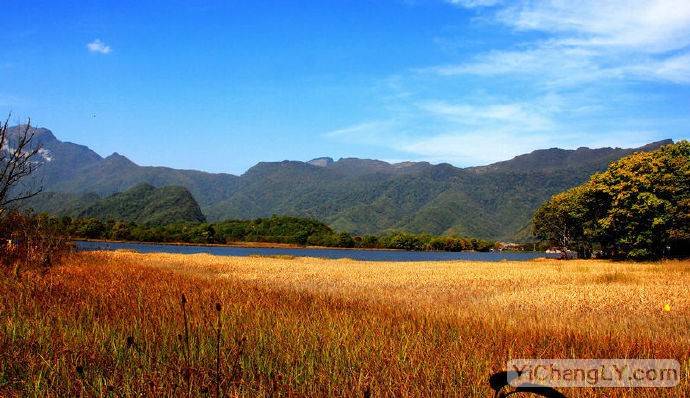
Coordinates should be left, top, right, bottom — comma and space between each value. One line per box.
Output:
22, 191, 100, 216
10, 125, 673, 240
80, 184, 206, 224
25, 184, 206, 225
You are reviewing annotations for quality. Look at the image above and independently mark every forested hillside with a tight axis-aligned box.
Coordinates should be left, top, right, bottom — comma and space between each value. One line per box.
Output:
24, 183, 206, 225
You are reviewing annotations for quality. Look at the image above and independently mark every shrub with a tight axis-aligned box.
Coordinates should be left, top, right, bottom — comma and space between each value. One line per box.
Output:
0, 211, 72, 277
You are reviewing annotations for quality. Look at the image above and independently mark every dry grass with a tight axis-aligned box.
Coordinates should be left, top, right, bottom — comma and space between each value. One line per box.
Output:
1, 252, 689, 397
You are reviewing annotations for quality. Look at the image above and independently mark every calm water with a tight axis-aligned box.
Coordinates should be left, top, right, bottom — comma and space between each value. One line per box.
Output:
77, 241, 557, 262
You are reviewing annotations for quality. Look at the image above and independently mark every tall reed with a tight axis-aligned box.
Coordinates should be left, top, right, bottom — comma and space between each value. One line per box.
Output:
1, 251, 688, 397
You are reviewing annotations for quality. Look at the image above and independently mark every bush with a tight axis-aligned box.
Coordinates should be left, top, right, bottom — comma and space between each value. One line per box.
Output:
382, 232, 427, 251
337, 232, 355, 248
55, 213, 495, 253
0, 211, 72, 277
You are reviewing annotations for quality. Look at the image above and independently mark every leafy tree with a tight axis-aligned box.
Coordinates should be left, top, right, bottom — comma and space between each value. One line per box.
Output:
587, 141, 690, 259
382, 232, 427, 251
69, 217, 103, 239
110, 221, 132, 241
532, 185, 592, 258
533, 141, 690, 259
359, 235, 379, 248
337, 232, 355, 248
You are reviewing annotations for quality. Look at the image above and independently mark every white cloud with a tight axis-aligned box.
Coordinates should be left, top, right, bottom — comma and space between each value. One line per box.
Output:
429, 45, 604, 86
86, 39, 112, 54
432, 45, 690, 86
325, 115, 666, 166
397, 128, 665, 165
446, 0, 502, 8
631, 52, 690, 84
324, 120, 400, 146
398, 131, 552, 165
432, 0, 690, 85
499, 1, 690, 53
419, 100, 555, 131
397, 99, 561, 164
325, 97, 569, 165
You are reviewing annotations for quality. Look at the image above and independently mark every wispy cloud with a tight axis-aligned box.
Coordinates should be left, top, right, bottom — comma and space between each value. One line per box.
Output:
419, 100, 555, 131
86, 39, 112, 54
498, 1, 690, 53
325, 120, 394, 139
326, 114, 665, 166
326, 97, 576, 165
398, 131, 552, 165
446, 0, 502, 8
435, 1, 690, 85
429, 45, 604, 86
630, 52, 690, 84
324, 120, 400, 147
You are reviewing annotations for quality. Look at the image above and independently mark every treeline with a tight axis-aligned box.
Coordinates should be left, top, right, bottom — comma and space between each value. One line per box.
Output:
48, 214, 496, 252
533, 141, 689, 260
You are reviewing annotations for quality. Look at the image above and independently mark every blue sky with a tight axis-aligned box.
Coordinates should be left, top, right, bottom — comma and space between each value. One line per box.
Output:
2, 0, 689, 174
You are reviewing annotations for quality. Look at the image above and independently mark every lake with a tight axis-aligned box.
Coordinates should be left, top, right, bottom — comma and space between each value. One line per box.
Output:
76, 241, 558, 262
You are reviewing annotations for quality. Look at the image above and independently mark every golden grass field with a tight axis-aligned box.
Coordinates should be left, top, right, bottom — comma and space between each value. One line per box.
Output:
1, 251, 689, 397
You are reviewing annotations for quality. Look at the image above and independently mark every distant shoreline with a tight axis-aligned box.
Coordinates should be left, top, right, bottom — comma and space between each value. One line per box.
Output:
76, 238, 539, 254
75, 238, 406, 252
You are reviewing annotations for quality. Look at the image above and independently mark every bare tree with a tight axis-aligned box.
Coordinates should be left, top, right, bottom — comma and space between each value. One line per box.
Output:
0, 116, 43, 210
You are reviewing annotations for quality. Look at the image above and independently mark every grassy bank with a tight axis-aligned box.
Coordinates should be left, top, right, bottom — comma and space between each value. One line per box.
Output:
1, 252, 689, 396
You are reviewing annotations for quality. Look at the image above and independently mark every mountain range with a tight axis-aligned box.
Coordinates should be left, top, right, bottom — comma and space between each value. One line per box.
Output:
9, 125, 673, 240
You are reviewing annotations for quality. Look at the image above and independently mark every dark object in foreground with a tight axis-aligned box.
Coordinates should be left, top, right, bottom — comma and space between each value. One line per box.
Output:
490, 370, 567, 398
